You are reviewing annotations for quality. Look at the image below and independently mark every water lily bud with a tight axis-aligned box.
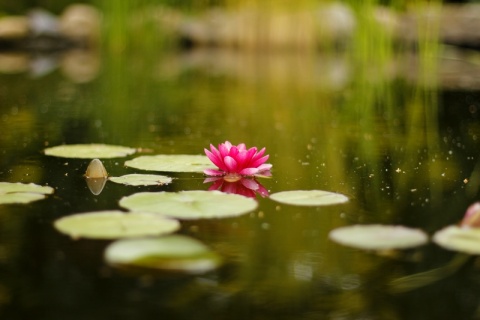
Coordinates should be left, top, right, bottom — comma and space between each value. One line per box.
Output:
85, 158, 107, 178
460, 202, 480, 228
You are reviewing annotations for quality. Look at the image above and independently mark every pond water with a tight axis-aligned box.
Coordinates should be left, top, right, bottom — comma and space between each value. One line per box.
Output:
1, 46, 480, 319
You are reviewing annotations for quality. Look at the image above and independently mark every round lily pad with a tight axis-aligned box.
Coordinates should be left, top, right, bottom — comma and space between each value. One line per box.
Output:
269, 190, 349, 206
104, 235, 222, 274
109, 174, 173, 186
433, 225, 480, 255
119, 190, 258, 219
125, 155, 214, 173
44, 144, 136, 159
0, 182, 54, 204
54, 211, 180, 239
329, 225, 428, 250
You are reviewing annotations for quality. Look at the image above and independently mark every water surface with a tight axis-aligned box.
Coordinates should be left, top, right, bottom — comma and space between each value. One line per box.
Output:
0, 47, 480, 319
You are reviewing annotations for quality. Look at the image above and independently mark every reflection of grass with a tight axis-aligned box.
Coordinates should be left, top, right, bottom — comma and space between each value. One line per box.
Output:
69, 1, 451, 307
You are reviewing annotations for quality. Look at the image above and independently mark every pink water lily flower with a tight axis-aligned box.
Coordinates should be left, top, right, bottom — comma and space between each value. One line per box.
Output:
204, 141, 272, 177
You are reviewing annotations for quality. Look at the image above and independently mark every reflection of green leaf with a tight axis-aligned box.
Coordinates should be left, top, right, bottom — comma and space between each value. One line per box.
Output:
119, 190, 257, 219
433, 225, 480, 254
329, 225, 428, 250
389, 254, 470, 294
44, 144, 136, 159
54, 211, 180, 239
125, 155, 214, 173
109, 174, 173, 186
105, 235, 222, 274
269, 190, 348, 206
0, 182, 54, 205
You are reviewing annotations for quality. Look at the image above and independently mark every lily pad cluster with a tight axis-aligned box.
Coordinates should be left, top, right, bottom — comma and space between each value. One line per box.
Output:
45, 143, 353, 274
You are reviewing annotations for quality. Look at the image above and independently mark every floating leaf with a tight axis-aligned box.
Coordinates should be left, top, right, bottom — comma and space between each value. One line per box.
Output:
125, 155, 214, 173
104, 235, 222, 274
329, 225, 428, 250
54, 211, 180, 239
269, 190, 348, 206
44, 144, 136, 159
85, 158, 108, 178
119, 190, 257, 219
0, 193, 47, 204
433, 225, 480, 255
0, 182, 54, 204
109, 174, 173, 186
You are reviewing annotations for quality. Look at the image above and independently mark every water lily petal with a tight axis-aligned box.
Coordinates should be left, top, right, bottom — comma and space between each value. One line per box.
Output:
207, 178, 224, 191
224, 156, 238, 173
461, 202, 480, 228
251, 147, 265, 162
204, 148, 226, 170
241, 178, 259, 190
204, 168, 225, 176
234, 150, 250, 169
251, 154, 269, 168
257, 163, 272, 172
203, 177, 222, 183
256, 184, 269, 197
239, 167, 259, 176
219, 142, 230, 158
229, 146, 239, 158
209, 144, 221, 158
255, 170, 272, 178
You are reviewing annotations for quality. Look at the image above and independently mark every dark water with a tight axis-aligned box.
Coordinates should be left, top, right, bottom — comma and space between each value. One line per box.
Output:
1, 47, 480, 320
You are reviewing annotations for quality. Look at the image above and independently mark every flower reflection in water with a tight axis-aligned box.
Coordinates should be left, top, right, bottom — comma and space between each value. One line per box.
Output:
204, 174, 269, 198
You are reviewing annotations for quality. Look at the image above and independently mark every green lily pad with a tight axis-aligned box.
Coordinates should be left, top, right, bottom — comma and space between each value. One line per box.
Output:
269, 190, 349, 206
0, 182, 54, 204
329, 225, 428, 250
54, 210, 180, 239
433, 225, 480, 255
119, 190, 258, 219
109, 174, 173, 186
104, 235, 222, 274
44, 144, 136, 159
124, 155, 214, 173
